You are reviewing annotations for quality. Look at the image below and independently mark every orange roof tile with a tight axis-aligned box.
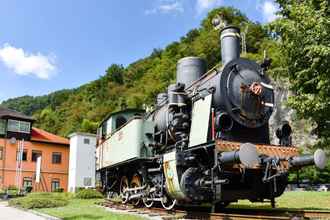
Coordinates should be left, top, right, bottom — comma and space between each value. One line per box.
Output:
31, 127, 69, 145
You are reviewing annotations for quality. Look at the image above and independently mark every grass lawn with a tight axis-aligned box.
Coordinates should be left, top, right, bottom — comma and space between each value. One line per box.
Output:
34, 191, 330, 219
229, 191, 330, 211
36, 199, 145, 220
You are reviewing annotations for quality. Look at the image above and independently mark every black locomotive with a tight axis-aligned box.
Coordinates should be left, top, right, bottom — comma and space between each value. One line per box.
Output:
95, 19, 326, 210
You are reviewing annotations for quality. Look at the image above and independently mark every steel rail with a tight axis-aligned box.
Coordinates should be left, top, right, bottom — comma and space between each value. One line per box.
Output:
102, 199, 330, 220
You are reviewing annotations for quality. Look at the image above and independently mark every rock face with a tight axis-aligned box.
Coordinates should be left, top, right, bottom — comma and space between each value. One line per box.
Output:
269, 78, 317, 148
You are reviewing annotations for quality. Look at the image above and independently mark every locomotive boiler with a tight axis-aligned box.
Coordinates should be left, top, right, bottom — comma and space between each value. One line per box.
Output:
95, 20, 327, 210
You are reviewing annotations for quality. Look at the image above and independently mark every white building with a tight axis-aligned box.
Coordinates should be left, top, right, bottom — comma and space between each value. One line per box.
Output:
68, 132, 96, 192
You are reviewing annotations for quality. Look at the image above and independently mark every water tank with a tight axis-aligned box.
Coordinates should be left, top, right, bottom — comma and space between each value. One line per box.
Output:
176, 57, 206, 87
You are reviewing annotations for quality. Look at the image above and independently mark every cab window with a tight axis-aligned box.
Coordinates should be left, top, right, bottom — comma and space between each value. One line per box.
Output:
115, 116, 127, 129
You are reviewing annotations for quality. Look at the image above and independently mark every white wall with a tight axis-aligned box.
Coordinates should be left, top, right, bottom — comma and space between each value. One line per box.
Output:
68, 133, 96, 192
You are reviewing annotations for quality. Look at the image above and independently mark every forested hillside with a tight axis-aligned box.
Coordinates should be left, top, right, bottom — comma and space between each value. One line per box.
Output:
1, 7, 278, 136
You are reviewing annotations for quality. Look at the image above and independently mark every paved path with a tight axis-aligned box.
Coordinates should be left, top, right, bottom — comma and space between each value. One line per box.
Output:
0, 201, 46, 220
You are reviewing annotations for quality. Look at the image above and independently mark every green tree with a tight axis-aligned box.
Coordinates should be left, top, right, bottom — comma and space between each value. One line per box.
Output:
105, 64, 125, 84
81, 119, 98, 133
34, 108, 59, 134
272, 0, 330, 183
271, 0, 330, 147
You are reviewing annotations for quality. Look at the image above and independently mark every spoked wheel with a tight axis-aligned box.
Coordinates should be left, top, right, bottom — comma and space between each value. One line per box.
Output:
143, 189, 154, 208
120, 176, 129, 204
161, 194, 176, 210
130, 174, 142, 206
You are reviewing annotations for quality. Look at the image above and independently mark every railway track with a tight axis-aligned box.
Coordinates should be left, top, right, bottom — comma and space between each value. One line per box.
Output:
101, 200, 330, 220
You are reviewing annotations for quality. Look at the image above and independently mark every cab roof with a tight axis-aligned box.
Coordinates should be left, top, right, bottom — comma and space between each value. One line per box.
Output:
99, 108, 145, 127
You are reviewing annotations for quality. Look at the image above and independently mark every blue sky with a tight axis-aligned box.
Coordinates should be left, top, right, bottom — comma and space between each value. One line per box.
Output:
0, 0, 278, 101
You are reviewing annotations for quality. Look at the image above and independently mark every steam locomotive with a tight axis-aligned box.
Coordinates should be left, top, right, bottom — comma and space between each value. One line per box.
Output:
95, 20, 326, 210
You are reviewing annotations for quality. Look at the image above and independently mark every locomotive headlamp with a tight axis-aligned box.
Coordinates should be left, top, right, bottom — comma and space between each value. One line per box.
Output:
276, 122, 292, 146
276, 122, 292, 138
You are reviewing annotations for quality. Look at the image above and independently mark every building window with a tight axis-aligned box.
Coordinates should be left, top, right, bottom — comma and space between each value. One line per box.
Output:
7, 119, 31, 134
32, 150, 42, 162
52, 152, 62, 164
0, 147, 3, 160
16, 150, 27, 161
0, 119, 5, 134
20, 121, 31, 133
51, 179, 60, 191
23, 177, 32, 188
7, 119, 18, 132
84, 138, 90, 144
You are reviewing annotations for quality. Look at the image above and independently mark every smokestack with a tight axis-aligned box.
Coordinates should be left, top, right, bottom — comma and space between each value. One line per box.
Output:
220, 26, 241, 66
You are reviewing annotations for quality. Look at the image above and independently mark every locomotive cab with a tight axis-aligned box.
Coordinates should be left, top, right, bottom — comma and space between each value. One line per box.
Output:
96, 109, 155, 191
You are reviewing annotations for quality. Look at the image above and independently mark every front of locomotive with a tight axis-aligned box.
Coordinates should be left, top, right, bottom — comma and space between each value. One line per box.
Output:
159, 19, 327, 209
212, 25, 275, 143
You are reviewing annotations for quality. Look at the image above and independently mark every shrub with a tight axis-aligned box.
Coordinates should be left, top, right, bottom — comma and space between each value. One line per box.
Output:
75, 189, 103, 199
9, 197, 68, 209
7, 189, 19, 197
27, 192, 54, 198
75, 187, 85, 193
8, 192, 71, 209
28, 192, 74, 199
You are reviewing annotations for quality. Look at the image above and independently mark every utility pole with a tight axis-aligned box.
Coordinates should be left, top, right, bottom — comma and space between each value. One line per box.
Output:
241, 24, 249, 55
15, 139, 24, 192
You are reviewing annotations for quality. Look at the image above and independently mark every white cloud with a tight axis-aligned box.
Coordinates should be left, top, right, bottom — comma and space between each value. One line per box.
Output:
0, 43, 56, 79
260, 0, 279, 22
195, 0, 223, 15
145, 1, 184, 15
159, 2, 184, 13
